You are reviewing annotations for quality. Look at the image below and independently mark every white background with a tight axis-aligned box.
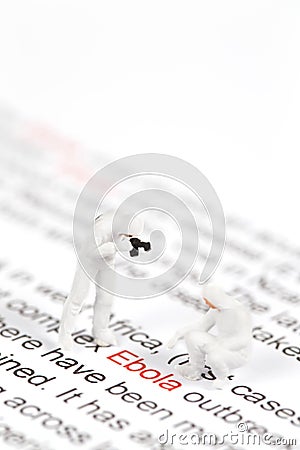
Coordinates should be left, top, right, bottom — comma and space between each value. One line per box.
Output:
0, 1, 299, 237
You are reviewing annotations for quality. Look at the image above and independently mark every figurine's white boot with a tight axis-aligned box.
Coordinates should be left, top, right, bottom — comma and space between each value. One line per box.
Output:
176, 363, 204, 381
175, 330, 209, 381
212, 378, 227, 389
94, 328, 118, 347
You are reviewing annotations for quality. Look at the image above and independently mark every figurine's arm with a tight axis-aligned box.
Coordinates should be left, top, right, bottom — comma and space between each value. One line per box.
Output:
167, 309, 216, 349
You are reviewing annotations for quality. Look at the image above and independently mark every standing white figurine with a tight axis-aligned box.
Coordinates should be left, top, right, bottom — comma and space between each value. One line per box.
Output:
168, 284, 252, 388
59, 211, 147, 350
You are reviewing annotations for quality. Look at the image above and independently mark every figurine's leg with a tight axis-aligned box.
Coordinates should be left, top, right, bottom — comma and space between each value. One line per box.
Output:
92, 260, 117, 347
206, 348, 232, 389
206, 347, 249, 389
59, 263, 91, 350
176, 331, 216, 381
208, 346, 248, 378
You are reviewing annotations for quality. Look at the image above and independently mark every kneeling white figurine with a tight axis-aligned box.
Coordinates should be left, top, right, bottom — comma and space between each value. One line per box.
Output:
168, 284, 252, 388
59, 211, 146, 350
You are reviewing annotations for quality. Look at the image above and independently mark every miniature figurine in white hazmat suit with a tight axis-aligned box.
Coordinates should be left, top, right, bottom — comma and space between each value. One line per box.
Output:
59, 211, 144, 350
168, 283, 252, 387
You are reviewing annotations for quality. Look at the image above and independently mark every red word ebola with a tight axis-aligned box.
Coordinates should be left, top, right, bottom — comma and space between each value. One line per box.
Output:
107, 350, 182, 392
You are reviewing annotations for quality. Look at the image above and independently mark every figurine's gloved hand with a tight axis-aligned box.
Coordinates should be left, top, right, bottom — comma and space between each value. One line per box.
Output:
94, 328, 118, 347
167, 331, 185, 349
167, 325, 194, 349
116, 235, 132, 252
97, 242, 116, 260
167, 334, 179, 349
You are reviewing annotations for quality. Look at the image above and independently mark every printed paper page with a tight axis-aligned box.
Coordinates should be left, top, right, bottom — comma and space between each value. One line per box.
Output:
0, 106, 299, 450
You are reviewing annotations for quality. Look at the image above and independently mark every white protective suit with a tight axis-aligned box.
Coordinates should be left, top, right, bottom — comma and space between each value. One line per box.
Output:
168, 283, 252, 384
59, 211, 144, 349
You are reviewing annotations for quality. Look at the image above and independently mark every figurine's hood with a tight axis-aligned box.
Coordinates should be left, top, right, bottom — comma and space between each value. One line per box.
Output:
95, 211, 144, 237
202, 283, 240, 309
